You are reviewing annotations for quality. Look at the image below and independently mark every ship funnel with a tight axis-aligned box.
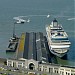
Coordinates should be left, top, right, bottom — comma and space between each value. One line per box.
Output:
53, 18, 58, 27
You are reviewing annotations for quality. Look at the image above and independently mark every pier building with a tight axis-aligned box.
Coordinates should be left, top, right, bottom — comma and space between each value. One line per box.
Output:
16, 32, 48, 62
7, 32, 75, 75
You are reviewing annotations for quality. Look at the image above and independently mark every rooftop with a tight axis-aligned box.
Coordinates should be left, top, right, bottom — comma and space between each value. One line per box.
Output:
17, 32, 48, 63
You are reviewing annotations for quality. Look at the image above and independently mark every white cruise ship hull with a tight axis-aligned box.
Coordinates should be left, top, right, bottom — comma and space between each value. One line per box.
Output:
51, 44, 70, 49
48, 43, 70, 57
50, 49, 68, 57
47, 38, 70, 57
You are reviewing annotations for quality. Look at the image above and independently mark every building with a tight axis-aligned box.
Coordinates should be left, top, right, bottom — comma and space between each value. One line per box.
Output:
7, 32, 75, 75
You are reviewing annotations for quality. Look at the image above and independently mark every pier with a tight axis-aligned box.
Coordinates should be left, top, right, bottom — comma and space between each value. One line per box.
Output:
6, 32, 75, 75
18, 33, 25, 51
17, 33, 26, 59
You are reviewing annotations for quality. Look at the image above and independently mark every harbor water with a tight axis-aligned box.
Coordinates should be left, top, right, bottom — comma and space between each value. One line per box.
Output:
0, 0, 75, 66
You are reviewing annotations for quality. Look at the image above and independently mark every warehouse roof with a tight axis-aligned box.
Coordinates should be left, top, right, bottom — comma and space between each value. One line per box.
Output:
17, 32, 48, 63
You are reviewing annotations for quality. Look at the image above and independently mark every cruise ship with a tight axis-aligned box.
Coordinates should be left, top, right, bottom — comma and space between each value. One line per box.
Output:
46, 19, 71, 57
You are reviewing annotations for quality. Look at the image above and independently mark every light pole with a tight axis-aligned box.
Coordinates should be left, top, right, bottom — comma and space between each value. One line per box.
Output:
13, 23, 15, 38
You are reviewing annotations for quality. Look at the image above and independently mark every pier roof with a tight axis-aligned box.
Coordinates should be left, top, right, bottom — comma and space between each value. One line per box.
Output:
17, 32, 48, 63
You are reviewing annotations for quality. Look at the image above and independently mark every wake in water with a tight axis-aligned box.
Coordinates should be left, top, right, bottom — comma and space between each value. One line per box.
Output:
13, 14, 71, 20
13, 14, 51, 19
67, 18, 75, 21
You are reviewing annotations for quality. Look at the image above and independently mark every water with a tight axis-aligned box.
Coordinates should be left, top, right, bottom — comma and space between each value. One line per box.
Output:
0, 0, 75, 66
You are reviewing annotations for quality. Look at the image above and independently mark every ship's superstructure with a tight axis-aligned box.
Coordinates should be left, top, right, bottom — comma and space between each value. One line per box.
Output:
46, 19, 71, 57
